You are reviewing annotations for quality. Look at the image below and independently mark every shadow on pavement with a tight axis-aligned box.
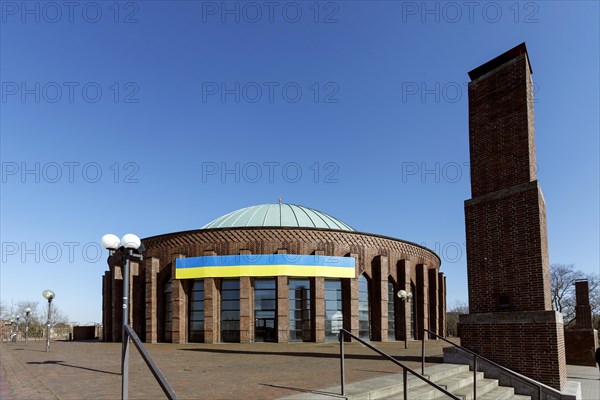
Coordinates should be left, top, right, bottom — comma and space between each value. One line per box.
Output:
179, 347, 443, 363
26, 360, 120, 376
260, 383, 343, 398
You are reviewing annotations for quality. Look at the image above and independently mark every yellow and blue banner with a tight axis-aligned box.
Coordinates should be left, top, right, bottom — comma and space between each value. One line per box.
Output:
175, 254, 356, 279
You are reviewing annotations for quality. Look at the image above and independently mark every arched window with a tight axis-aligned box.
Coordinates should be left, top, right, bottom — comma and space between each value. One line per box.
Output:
189, 280, 204, 342
358, 274, 371, 340
387, 278, 396, 340
163, 278, 173, 342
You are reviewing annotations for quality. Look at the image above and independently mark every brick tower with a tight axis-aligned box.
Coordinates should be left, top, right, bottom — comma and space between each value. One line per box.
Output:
459, 43, 567, 390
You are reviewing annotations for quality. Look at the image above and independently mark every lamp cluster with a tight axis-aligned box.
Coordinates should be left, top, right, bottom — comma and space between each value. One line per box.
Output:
101, 233, 141, 251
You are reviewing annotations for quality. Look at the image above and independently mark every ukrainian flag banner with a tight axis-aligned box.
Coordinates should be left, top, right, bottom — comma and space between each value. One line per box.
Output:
175, 254, 356, 279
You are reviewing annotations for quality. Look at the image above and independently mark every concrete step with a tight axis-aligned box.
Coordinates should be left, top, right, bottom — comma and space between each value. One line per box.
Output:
451, 378, 499, 400
476, 386, 514, 400
406, 371, 485, 399
511, 396, 531, 400
281, 364, 470, 400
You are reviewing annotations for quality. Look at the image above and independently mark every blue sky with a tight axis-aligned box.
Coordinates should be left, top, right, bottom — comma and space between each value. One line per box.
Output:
1, 1, 598, 324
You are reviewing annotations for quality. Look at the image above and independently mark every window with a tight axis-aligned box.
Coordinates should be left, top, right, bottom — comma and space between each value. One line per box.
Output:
221, 279, 240, 342
189, 280, 204, 342
388, 280, 396, 340
324, 279, 343, 342
289, 279, 311, 342
358, 274, 371, 340
254, 279, 276, 342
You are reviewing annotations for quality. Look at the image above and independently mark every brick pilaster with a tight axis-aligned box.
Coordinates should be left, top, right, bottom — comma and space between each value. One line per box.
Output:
416, 264, 429, 340
145, 257, 159, 343
171, 254, 187, 343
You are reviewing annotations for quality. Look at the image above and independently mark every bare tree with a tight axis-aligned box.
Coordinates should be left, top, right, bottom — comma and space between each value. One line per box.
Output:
550, 264, 600, 328
446, 300, 469, 337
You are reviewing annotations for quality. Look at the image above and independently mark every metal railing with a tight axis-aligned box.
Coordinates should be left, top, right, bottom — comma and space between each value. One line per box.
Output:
421, 329, 543, 400
124, 325, 178, 400
338, 329, 460, 400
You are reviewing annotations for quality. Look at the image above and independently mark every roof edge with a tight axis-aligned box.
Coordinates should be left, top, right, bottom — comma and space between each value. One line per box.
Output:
468, 42, 531, 81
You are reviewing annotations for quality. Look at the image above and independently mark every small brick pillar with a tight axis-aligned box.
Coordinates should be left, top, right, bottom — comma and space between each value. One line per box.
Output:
564, 280, 599, 366
202, 250, 219, 343
372, 255, 389, 341
145, 257, 159, 343
171, 254, 187, 343
102, 271, 113, 342
398, 260, 412, 340
416, 264, 429, 340
459, 43, 567, 390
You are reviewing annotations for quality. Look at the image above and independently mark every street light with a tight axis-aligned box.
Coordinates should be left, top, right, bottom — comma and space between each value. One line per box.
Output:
102, 233, 143, 400
24, 307, 31, 347
42, 289, 56, 352
15, 316, 20, 342
8, 318, 15, 343
397, 290, 413, 349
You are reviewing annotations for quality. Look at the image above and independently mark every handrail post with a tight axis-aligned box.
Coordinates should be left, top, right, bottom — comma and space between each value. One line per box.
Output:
339, 331, 345, 396
538, 384, 542, 400
421, 331, 425, 375
473, 354, 477, 400
403, 368, 408, 400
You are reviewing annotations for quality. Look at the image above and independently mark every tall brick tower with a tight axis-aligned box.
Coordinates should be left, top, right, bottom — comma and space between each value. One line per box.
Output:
459, 43, 567, 390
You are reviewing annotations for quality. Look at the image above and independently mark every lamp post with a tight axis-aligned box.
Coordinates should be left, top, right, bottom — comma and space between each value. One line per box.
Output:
42, 289, 56, 352
397, 289, 413, 349
102, 233, 143, 400
8, 318, 15, 342
24, 307, 31, 347
15, 316, 20, 342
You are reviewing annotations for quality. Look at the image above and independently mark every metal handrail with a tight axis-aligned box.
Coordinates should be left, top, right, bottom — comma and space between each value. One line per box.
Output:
338, 329, 460, 400
124, 325, 178, 400
422, 329, 543, 400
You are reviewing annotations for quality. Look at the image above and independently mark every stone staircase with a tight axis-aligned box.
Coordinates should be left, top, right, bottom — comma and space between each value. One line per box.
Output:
282, 363, 531, 400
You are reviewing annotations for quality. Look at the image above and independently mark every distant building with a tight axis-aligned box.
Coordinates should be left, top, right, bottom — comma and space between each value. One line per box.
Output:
102, 203, 446, 343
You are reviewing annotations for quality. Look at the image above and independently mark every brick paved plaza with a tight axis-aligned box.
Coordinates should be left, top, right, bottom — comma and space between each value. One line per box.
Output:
0, 339, 450, 399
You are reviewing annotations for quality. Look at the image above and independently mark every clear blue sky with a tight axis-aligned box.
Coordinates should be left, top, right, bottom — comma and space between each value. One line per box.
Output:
1, 1, 598, 324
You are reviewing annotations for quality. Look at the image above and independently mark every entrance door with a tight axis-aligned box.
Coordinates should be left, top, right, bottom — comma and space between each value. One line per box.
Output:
255, 318, 276, 342
254, 279, 276, 342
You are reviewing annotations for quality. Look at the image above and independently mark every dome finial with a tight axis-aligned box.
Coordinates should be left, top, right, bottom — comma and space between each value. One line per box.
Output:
278, 196, 283, 204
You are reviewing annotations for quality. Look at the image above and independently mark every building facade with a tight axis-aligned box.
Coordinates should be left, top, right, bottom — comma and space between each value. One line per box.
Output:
102, 203, 447, 344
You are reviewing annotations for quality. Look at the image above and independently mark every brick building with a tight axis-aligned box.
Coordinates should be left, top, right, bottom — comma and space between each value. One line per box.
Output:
102, 203, 447, 344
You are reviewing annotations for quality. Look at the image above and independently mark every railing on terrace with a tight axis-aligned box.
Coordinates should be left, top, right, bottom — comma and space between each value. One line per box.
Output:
338, 328, 460, 400
422, 328, 544, 400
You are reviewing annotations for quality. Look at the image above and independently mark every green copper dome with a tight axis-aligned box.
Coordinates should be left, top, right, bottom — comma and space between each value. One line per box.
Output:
202, 203, 355, 231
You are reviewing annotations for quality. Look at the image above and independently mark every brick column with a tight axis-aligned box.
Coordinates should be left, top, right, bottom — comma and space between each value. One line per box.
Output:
202, 250, 218, 343
372, 256, 389, 341
346, 253, 359, 339
416, 264, 429, 340
438, 273, 446, 337
239, 250, 253, 343
398, 260, 411, 341
102, 271, 113, 342
275, 250, 289, 342
171, 254, 187, 343
145, 257, 159, 343
276, 276, 289, 342
313, 277, 325, 343
428, 268, 439, 339
112, 265, 123, 342
458, 43, 567, 389
565, 280, 598, 366
204, 277, 219, 343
